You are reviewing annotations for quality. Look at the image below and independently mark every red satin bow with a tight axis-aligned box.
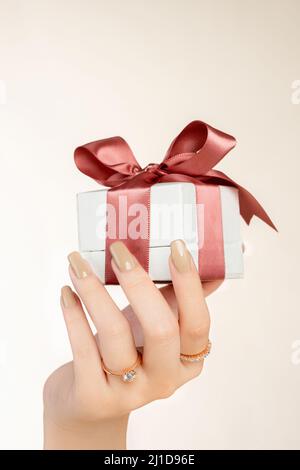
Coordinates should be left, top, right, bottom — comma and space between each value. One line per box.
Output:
75, 120, 276, 230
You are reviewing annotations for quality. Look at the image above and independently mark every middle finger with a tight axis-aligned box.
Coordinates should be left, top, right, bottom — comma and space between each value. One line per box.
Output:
109, 242, 180, 381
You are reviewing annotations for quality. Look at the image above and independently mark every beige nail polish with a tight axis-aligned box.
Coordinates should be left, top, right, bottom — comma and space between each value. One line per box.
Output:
61, 286, 77, 308
170, 239, 191, 273
68, 251, 91, 279
110, 241, 136, 272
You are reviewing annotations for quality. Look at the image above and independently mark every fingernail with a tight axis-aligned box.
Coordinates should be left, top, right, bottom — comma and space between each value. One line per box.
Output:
68, 251, 91, 279
61, 286, 77, 308
110, 241, 137, 272
170, 239, 191, 273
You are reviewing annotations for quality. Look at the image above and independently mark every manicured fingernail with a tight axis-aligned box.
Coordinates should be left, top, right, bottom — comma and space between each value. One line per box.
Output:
170, 239, 191, 273
110, 241, 137, 272
61, 286, 77, 308
68, 251, 91, 279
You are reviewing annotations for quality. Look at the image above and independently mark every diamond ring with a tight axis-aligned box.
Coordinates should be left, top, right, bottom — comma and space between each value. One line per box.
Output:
102, 352, 142, 382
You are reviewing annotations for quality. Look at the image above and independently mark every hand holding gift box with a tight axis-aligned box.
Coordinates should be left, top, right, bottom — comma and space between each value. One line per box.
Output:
75, 120, 276, 284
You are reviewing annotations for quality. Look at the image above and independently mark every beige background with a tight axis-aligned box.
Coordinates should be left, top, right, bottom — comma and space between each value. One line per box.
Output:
0, 0, 299, 449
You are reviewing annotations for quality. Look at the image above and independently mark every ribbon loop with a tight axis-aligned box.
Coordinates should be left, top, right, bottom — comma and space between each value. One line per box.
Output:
75, 136, 141, 187
163, 120, 236, 176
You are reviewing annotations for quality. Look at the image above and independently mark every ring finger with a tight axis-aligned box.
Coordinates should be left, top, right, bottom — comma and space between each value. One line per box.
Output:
68, 251, 139, 376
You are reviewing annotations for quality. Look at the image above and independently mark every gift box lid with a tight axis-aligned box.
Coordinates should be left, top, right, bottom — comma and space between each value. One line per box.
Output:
77, 182, 198, 252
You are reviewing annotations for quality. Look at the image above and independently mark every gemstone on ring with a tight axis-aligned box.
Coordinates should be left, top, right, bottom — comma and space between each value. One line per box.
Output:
180, 340, 212, 362
122, 370, 137, 382
184, 350, 210, 362
101, 352, 142, 382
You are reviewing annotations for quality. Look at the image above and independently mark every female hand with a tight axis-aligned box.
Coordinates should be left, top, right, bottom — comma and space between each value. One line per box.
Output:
43, 240, 220, 449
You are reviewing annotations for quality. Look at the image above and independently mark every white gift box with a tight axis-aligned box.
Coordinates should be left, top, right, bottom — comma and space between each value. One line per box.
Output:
77, 182, 243, 282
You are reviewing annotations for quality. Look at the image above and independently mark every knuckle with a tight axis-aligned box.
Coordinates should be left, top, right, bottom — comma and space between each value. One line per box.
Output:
74, 344, 94, 361
149, 322, 179, 344
183, 319, 210, 341
107, 321, 130, 339
80, 285, 96, 300
125, 269, 149, 290
64, 311, 81, 328
80, 276, 100, 294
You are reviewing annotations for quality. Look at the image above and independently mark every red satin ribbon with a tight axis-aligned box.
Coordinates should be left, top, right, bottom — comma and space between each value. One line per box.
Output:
75, 121, 276, 283
195, 185, 225, 279
105, 186, 150, 284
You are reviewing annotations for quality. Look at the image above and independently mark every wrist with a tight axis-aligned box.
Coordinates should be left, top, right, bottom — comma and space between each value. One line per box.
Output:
43, 412, 129, 450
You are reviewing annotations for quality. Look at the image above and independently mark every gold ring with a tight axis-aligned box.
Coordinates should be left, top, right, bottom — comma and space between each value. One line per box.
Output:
102, 352, 142, 382
180, 340, 212, 362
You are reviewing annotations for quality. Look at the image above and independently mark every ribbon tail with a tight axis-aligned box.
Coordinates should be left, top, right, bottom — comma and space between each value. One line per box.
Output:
194, 170, 277, 231
237, 184, 277, 231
